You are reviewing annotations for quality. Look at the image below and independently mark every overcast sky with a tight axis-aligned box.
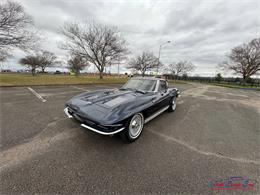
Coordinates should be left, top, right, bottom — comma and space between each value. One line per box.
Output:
3, 0, 260, 76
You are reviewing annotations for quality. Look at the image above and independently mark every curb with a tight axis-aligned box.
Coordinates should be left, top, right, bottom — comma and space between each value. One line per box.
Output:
0, 83, 125, 88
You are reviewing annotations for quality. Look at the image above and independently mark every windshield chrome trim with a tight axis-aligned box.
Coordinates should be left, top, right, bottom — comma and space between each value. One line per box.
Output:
154, 80, 161, 92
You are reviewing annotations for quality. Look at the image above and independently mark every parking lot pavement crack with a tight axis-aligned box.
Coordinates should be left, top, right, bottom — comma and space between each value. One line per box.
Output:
148, 129, 260, 166
178, 103, 200, 125
0, 118, 82, 171
181, 85, 260, 114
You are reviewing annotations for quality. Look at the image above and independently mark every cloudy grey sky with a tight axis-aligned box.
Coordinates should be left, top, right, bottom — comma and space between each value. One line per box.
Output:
4, 0, 260, 76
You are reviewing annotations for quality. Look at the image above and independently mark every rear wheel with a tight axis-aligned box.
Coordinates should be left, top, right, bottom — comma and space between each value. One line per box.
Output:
120, 113, 144, 142
168, 96, 177, 112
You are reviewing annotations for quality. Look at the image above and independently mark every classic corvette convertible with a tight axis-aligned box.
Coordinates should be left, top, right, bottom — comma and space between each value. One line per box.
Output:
64, 77, 180, 142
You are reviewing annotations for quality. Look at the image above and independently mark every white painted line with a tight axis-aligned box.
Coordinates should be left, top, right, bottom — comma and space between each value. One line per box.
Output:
71, 86, 88, 91
27, 87, 47, 102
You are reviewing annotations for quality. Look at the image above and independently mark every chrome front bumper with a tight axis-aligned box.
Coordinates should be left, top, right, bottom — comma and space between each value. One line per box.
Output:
64, 107, 73, 118
64, 107, 125, 135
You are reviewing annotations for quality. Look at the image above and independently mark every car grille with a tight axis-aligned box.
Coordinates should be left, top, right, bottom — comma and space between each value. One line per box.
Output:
67, 106, 117, 133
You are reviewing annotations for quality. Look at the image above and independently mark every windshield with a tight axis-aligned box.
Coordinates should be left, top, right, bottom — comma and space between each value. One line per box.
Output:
121, 79, 156, 92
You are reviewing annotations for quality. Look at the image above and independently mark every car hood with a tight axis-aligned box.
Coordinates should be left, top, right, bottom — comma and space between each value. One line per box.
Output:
66, 89, 153, 124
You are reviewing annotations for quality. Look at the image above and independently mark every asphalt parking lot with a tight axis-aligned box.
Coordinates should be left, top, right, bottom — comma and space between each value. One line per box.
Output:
1, 83, 259, 194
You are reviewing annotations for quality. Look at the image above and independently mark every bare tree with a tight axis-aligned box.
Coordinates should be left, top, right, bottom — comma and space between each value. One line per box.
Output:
19, 55, 41, 76
127, 51, 158, 77
67, 55, 89, 76
222, 38, 260, 81
60, 21, 128, 79
165, 61, 195, 76
38, 51, 57, 73
0, 1, 38, 60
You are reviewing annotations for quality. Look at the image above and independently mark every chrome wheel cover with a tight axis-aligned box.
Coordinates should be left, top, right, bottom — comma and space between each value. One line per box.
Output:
129, 114, 144, 139
172, 98, 177, 110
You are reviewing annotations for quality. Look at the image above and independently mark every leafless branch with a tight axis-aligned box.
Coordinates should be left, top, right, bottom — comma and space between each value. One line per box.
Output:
60, 21, 128, 79
19, 54, 41, 76
67, 55, 89, 76
0, 1, 39, 60
19, 50, 57, 75
37, 51, 57, 72
222, 38, 260, 81
165, 61, 195, 76
127, 51, 158, 76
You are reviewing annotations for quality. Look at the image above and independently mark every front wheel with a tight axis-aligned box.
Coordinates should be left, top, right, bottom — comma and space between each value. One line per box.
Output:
120, 113, 144, 142
168, 97, 177, 112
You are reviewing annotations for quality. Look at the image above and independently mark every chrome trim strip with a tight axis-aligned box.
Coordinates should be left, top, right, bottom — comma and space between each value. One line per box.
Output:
81, 124, 125, 135
154, 80, 160, 92
64, 107, 73, 118
64, 107, 125, 135
144, 106, 169, 124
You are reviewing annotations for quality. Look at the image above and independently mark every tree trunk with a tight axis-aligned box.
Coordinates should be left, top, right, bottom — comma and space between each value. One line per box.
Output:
242, 74, 247, 85
41, 67, 45, 73
99, 71, 103, 79
32, 68, 35, 76
142, 71, 145, 77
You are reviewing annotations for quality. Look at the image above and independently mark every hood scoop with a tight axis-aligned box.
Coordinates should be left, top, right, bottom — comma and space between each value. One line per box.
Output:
77, 89, 137, 108
81, 95, 99, 104
103, 96, 129, 107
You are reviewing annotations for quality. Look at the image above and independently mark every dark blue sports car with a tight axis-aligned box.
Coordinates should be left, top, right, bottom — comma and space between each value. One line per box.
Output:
64, 77, 180, 142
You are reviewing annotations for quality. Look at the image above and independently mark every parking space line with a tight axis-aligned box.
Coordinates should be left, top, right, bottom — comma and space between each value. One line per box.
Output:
71, 86, 88, 91
27, 87, 47, 102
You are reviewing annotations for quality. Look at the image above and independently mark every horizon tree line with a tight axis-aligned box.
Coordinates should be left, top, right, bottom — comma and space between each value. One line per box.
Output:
1, 1, 260, 81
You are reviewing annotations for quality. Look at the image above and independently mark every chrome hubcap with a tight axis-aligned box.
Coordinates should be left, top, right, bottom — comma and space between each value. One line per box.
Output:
129, 114, 143, 138
172, 98, 176, 110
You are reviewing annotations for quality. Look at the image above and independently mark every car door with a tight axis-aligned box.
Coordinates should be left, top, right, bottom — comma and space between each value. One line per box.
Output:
152, 80, 171, 112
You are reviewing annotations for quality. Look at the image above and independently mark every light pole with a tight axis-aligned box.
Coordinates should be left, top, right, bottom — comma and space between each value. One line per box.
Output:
157, 40, 171, 75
